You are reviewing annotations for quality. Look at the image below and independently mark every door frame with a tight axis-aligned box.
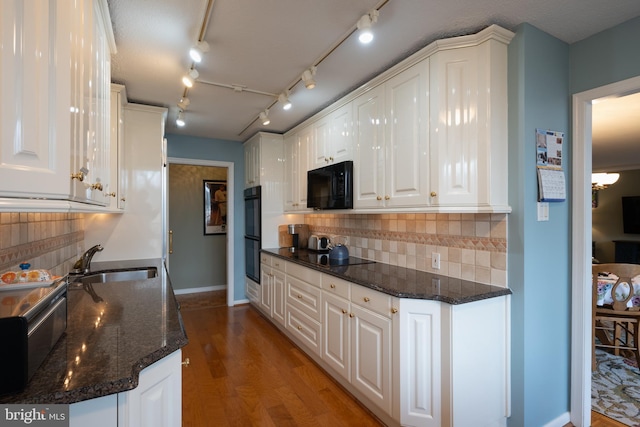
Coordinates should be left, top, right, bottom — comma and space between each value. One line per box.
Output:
165, 157, 235, 307
571, 75, 640, 426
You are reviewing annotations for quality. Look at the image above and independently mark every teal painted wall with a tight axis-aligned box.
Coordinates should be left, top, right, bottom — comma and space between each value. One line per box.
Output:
570, 16, 640, 94
508, 23, 571, 426
166, 134, 246, 303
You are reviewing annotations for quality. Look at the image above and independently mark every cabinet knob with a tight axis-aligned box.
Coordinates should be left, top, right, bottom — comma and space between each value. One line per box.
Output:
91, 182, 103, 191
391, 308, 398, 314
106, 192, 116, 197
430, 191, 437, 197
341, 309, 347, 314
384, 195, 390, 200
274, 263, 280, 267
363, 297, 370, 303
181, 358, 190, 367
329, 157, 334, 162
297, 295, 302, 299
297, 326, 302, 330
120, 197, 126, 202
330, 284, 336, 289
376, 196, 382, 201
349, 313, 355, 318
70, 172, 85, 182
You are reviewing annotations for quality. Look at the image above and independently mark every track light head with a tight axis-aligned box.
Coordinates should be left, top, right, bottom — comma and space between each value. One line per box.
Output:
176, 110, 186, 127
189, 41, 210, 63
301, 67, 317, 90
278, 92, 292, 110
182, 69, 199, 88
357, 10, 379, 44
259, 110, 270, 126
177, 97, 191, 110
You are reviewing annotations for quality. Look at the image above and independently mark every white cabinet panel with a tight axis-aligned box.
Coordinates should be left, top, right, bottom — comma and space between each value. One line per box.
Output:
310, 103, 353, 170
322, 292, 350, 380
284, 129, 311, 212
0, 0, 72, 199
271, 268, 286, 326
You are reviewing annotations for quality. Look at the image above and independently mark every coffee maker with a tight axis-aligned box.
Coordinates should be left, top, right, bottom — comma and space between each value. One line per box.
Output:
286, 224, 309, 252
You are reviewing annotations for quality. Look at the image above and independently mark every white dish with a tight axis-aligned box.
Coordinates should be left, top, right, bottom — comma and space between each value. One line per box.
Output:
0, 280, 56, 291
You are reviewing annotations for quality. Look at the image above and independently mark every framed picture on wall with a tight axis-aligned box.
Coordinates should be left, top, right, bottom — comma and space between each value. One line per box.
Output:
204, 180, 227, 235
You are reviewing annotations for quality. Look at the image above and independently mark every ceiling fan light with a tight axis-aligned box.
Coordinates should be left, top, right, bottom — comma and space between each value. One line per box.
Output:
189, 41, 210, 63
182, 69, 199, 88
176, 110, 186, 127
259, 110, 270, 126
278, 92, 292, 110
591, 172, 620, 190
301, 67, 317, 90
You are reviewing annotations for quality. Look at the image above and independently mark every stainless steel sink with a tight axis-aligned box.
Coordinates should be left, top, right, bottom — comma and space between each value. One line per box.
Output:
72, 267, 158, 284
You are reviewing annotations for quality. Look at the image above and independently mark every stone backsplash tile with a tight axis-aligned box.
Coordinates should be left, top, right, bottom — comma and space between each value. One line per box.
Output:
305, 212, 508, 287
0, 213, 84, 277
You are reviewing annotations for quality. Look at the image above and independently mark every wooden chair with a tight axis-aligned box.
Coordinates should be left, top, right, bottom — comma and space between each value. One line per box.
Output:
592, 263, 640, 371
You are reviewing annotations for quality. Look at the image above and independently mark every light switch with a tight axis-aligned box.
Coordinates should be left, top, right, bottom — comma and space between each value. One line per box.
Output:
537, 202, 549, 221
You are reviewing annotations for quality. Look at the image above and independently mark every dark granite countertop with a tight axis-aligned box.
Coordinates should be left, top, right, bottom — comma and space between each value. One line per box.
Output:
263, 248, 511, 304
0, 258, 188, 404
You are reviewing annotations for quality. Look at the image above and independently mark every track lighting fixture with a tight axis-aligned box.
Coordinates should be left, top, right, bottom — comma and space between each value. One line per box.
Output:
301, 67, 317, 90
176, 110, 186, 127
189, 41, 210, 63
278, 91, 292, 110
357, 10, 379, 44
182, 69, 199, 88
177, 97, 190, 110
259, 110, 270, 126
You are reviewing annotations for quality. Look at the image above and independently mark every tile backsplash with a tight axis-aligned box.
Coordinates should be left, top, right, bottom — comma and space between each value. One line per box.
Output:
0, 213, 84, 277
305, 213, 508, 287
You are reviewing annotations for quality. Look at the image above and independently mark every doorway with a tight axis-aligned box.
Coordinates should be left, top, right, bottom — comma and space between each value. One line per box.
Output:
165, 157, 235, 307
571, 75, 640, 426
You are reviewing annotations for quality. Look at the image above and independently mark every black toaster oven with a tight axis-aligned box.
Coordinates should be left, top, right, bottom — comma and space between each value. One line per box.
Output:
0, 279, 67, 395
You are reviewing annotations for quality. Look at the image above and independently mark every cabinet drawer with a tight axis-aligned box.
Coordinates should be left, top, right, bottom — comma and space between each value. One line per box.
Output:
287, 276, 322, 322
260, 253, 273, 267
286, 305, 322, 357
351, 285, 392, 318
321, 274, 351, 300
245, 278, 260, 304
287, 262, 321, 286
271, 258, 286, 272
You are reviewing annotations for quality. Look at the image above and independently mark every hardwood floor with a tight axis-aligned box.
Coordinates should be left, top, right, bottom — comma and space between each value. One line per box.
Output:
180, 303, 384, 427
564, 412, 630, 427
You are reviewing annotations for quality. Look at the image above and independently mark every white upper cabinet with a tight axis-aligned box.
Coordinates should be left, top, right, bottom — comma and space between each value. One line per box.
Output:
284, 129, 311, 212
310, 103, 353, 170
0, 0, 115, 208
243, 136, 260, 188
429, 35, 509, 210
109, 84, 127, 210
354, 61, 430, 209
0, 0, 73, 199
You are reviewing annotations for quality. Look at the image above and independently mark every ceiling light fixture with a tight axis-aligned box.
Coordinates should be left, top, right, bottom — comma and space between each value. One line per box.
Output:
278, 91, 292, 110
259, 110, 270, 126
592, 172, 619, 190
177, 97, 190, 110
182, 69, 199, 88
189, 40, 210, 63
301, 67, 317, 90
357, 10, 379, 44
176, 110, 186, 127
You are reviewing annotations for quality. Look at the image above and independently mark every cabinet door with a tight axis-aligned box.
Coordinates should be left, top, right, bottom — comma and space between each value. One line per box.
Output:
398, 299, 441, 427
0, 0, 72, 199
353, 85, 385, 209
297, 127, 311, 209
323, 292, 350, 380
283, 135, 297, 211
351, 304, 392, 415
429, 47, 479, 206
384, 60, 430, 208
329, 103, 353, 164
260, 266, 272, 314
272, 269, 286, 325
311, 117, 330, 169
243, 137, 260, 188
118, 350, 182, 427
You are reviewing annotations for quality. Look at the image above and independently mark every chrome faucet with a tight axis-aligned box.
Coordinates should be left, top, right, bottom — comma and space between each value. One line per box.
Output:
72, 244, 104, 274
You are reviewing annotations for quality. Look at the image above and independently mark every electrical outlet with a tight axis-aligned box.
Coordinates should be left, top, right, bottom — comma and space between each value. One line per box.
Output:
432, 252, 440, 270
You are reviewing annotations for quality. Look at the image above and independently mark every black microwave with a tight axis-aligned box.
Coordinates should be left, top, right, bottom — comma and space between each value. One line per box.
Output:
307, 161, 353, 210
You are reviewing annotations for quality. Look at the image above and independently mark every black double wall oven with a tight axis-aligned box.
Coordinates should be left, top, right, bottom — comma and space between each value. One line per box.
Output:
244, 186, 261, 283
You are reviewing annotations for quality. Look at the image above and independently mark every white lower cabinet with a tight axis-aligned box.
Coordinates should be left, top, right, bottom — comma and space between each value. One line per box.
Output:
259, 254, 286, 326
253, 258, 509, 427
69, 350, 182, 427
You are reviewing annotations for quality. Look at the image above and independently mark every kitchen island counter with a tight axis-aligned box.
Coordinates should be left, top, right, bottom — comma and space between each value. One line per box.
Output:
0, 258, 188, 404
263, 248, 511, 304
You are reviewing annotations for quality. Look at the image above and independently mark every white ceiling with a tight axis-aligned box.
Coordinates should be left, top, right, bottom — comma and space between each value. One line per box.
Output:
106, 0, 640, 161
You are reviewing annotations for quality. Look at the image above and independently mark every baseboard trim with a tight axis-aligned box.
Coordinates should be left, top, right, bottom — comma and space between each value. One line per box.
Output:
542, 412, 570, 427
174, 285, 227, 295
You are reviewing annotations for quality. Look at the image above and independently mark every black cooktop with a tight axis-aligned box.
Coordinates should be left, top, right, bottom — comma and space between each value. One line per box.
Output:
278, 248, 376, 268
